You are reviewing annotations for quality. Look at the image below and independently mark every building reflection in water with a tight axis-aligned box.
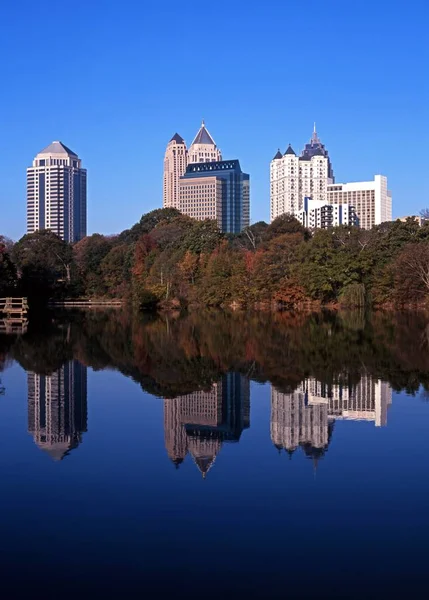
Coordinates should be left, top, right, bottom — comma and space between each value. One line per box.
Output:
271, 375, 392, 461
164, 373, 250, 477
27, 361, 88, 460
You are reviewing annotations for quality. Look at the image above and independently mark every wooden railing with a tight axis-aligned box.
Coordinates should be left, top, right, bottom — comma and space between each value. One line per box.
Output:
0, 298, 29, 317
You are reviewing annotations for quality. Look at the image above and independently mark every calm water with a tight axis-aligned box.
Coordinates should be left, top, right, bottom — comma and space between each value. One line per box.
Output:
1, 310, 429, 598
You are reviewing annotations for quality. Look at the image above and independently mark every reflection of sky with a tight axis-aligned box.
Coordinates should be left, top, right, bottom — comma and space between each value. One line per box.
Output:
0, 363, 428, 597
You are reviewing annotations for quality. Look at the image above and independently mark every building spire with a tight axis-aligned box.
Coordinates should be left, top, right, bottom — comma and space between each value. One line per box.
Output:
311, 122, 319, 144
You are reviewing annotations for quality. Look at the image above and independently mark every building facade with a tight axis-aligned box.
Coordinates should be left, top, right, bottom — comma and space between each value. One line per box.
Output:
162, 121, 222, 210
179, 160, 250, 233
270, 125, 334, 222
299, 197, 358, 229
27, 141, 87, 242
327, 175, 392, 230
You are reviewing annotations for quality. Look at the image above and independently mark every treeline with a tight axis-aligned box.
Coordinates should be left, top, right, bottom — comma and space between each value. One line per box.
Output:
2, 209, 429, 308
3, 310, 429, 397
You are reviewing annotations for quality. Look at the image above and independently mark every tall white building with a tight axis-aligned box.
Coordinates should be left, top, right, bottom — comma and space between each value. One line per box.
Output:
163, 121, 222, 209
327, 175, 392, 230
270, 125, 334, 222
27, 141, 87, 242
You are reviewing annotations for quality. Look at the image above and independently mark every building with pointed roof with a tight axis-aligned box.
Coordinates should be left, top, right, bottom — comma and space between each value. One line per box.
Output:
27, 141, 87, 242
163, 373, 250, 477
188, 120, 222, 165
270, 125, 334, 222
163, 122, 222, 210
163, 133, 188, 209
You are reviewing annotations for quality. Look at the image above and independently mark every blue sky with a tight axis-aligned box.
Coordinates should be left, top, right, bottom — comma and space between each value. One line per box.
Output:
1, 0, 428, 240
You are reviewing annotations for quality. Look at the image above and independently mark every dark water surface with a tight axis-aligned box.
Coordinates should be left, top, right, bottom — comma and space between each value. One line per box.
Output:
1, 310, 429, 598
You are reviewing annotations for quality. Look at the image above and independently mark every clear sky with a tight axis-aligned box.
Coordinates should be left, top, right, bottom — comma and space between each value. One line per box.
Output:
1, 0, 428, 240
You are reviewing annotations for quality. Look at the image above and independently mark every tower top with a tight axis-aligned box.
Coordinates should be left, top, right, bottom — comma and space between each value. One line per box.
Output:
311, 122, 320, 144
37, 141, 78, 157
190, 121, 216, 146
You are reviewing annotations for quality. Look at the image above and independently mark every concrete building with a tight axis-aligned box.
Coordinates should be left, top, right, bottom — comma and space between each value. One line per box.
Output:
27, 141, 87, 242
163, 133, 188, 209
327, 175, 392, 230
270, 125, 334, 221
27, 361, 87, 460
162, 121, 222, 210
179, 160, 250, 233
163, 373, 250, 477
299, 197, 358, 229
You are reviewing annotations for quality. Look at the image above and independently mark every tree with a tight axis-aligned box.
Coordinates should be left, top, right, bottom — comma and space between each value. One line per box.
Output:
12, 230, 74, 299
263, 214, 309, 242
394, 242, 429, 304
74, 234, 114, 296
0, 237, 17, 296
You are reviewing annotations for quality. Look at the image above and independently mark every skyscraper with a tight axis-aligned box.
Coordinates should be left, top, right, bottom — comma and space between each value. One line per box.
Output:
162, 121, 223, 210
270, 125, 334, 222
163, 133, 188, 209
27, 141, 87, 242
179, 160, 250, 233
27, 360, 88, 460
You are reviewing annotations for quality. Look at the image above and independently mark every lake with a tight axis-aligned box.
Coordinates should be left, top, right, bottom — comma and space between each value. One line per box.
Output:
0, 309, 429, 598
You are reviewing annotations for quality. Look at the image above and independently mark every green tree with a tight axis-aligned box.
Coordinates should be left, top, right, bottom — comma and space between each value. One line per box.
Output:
12, 230, 74, 300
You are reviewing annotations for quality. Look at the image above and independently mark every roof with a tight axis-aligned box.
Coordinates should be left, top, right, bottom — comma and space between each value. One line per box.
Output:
190, 120, 216, 146
273, 149, 283, 160
184, 159, 243, 174
37, 141, 78, 157
170, 133, 185, 144
284, 144, 296, 156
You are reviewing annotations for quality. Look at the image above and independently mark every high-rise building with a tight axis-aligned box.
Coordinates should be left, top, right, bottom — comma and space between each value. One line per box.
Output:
327, 175, 392, 230
27, 141, 87, 242
163, 373, 250, 477
162, 121, 223, 210
27, 360, 88, 460
163, 133, 188, 209
270, 125, 334, 222
179, 160, 250, 233
299, 197, 358, 229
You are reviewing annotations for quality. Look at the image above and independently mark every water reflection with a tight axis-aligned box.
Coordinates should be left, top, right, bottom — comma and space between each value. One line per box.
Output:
0, 309, 428, 469
164, 373, 250, 476
271, 376, 392, 463
27, 361, 87, 460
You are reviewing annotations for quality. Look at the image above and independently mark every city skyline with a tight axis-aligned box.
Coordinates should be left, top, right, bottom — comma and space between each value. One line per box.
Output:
1, 2, 427, 240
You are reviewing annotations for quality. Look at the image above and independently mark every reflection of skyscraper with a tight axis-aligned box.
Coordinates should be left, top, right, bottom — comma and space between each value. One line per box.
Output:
271, 375, 393, 462
163, 373, 250, 477
28, 361, 87, 460
305, 375, 392, 426
270, 385, 333, 460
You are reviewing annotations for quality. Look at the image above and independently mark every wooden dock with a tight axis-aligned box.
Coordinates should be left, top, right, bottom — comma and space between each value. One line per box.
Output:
0, 297, 29, 324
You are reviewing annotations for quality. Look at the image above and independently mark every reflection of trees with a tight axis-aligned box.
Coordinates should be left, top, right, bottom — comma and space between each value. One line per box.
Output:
1, 309, 429, 397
